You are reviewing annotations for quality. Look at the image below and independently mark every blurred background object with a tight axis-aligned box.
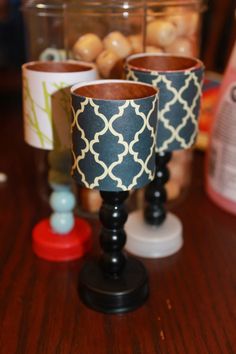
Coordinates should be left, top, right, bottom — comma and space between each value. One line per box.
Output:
22, 0, 66, 61
201, 0, 236, 72
0, 0, 25, 92
0, 0, 235, 89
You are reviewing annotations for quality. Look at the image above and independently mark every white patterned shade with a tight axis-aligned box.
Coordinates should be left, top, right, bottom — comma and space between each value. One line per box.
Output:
22, 61, 97, 150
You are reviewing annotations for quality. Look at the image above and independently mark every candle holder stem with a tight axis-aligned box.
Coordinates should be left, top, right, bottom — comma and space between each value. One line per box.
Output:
125, 150, 183, 258
32, 150, 91, 262
144, 151, 172, 226
99, 191, 128, 278
79, 191, 148, 314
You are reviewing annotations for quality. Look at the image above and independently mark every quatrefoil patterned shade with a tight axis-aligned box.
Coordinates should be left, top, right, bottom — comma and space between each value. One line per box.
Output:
126, 56, 204, 152
71, 84, 158, 191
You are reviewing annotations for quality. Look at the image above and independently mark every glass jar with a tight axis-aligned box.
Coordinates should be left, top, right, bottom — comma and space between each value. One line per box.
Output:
22, 0, 66, 61
143, 0, 207, 205
22, 1, 69, 204
64, 0, 145, 215
145, 0, 207, 57
64, 0, 146, 79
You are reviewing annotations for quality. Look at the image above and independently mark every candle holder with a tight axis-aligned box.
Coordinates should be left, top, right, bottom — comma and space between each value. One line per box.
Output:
71, 79, 158, 313
22, 60, 97, 261
125, 53, 204, 258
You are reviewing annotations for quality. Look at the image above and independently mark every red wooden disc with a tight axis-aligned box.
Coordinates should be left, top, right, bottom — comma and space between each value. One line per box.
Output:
32, 218, 92, 262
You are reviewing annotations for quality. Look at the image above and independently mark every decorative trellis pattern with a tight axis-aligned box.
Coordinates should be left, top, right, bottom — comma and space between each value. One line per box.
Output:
126, 66, 204, 152
71, 94, 158, 191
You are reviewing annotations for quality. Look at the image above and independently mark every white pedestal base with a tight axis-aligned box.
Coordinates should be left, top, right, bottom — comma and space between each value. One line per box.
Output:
125, 210, 183, 258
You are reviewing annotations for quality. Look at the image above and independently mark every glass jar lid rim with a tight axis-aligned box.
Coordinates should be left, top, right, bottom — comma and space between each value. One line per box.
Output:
23, 0, 207, 11
67, 0, 146, 10
23, 0, 66, 10
147, 0, 207, 6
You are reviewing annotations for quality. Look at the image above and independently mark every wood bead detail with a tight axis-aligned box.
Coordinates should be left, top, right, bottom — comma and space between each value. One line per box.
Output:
99, 191, 129, 277
144, 152, 172, 226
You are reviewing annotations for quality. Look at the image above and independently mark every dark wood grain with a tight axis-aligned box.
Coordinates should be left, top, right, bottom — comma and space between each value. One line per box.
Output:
0, 92, 236, 354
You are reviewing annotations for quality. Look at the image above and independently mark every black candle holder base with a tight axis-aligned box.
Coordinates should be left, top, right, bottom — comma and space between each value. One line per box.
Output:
79, 257, 148, 314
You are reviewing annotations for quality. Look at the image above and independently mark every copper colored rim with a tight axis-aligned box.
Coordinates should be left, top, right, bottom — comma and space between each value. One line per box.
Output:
23, 61, 93, 73
126, 54, 203, 73
72, 80, 158, 101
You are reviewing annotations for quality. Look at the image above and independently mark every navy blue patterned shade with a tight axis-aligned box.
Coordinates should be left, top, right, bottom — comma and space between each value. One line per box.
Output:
125, 54, 204, 152
71, 80, 159, 191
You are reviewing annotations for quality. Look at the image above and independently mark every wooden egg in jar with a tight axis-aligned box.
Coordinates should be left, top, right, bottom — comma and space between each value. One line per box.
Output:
64, 0, 146, 215
146, 1, 207, 57
65, 0, 146, 79
144, 0, 207, 205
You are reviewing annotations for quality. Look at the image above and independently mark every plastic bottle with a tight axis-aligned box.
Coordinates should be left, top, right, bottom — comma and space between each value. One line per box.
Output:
206, 40, 236, 215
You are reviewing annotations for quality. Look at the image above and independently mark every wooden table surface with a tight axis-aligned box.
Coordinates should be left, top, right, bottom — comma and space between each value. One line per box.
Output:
0, 93, 236, 354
